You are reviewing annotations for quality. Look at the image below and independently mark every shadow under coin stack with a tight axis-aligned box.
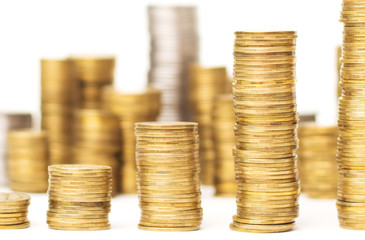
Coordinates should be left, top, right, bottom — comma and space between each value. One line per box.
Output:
0, 193, 30, 229
231, 31, 299, 233
148, 6, 199, 121
41, 59, 74, 165
103, 88, 161, 194
188, 66, 228, 185
7, 130, 48, 192
337, 0, 365, 230
135, 122, 202, 231
298, 124, 338, 199
212, 95, 237, 197
47, 165, 112, 231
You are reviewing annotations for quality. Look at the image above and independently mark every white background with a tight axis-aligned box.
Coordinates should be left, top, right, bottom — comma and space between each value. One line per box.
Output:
0, 0, 350, 239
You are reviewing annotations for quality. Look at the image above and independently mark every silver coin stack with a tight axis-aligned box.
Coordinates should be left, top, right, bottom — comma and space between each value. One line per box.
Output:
148, 6, 199, 121
0, 113, 32, 186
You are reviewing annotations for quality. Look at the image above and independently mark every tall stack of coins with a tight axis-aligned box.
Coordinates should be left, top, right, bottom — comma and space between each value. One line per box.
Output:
71, 56, 115, 109
135, 122, 202, 231
41, 59, 74, 165
103, 88, 161, 193
7, 130, 48, 192
298, 124, 338, 198
337, 0, 365, 230
212, 95, 236, 197
148, 6, 199, 121
188, 65, 228, 185
0, 193, 30, 229
47, 165, 112, 231
73, 109, 120, 194
231, 31, 299, 233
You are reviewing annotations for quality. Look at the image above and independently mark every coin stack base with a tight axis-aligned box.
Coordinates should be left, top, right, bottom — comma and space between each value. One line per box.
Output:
0, 193, 30, 229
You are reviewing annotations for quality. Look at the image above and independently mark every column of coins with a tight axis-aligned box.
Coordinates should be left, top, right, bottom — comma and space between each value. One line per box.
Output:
298, 124, 338, 198
102, 87, 161, 193
135, 122, 202, 231
0, 193, 30, 229
47, 165, 112, 231
0, 113, 32, 186
71, 56, 115, 109
7, 130, 48, 192
338, 0, 365, 230
148, 6, 199, 121
41, 59, 74, 165
230, 31, 299, 233
73, 109, 120, 195
212, 95, 237, 197
188, 65, 228, 185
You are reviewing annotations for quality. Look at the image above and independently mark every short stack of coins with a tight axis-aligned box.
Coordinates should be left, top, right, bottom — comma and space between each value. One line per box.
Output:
7, 130, 48, 192
231, 31, 299, 233
135, 122, 202, 231
73, 109, 120, 194
212, 95, 237, 197
188, 65, 228, 185
337, 0, 365, 230
0, 193, 30, 229
103, 88, 161, 193
41, 59, 74, 165
71, 56, 115, 109
148, 6, 199, 121
47, 165, 112, 231
298, 124, 338, 198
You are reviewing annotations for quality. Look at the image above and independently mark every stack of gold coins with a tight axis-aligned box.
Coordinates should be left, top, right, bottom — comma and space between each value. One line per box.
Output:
231, 31, 299, 233
47, 165, 112, 231
298, 124, 338, 198
337, 0, 365, 230
212, 95, 236, 197
188, 65, 228, 185
103, 88, 161, 193
73, 109, 120, 194
41, 59, 74, 165
71, 56, 115, 109
0, 193, 30, 229
135, 122, 202, 231
7, 130, 48, 193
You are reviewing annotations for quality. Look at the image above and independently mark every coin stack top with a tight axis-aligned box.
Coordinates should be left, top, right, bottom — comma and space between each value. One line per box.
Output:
0, 193, 30, 229
135, 122, 202, 231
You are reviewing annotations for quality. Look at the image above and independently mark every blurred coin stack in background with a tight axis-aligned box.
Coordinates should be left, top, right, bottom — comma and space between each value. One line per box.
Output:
0, 193, 30, 229
188, 66, 228, 185
47, 165, 112, 230
148, 6, 199, 121
212, 95, 236, 197
298, 124, 338, 198
7, 130, 48, 193
0, 113, 32, 186
231, 31, 299, 233
41, 59, 74, 165
337, 0, 365, 230
135, 122, 202, 231
73, 109, 120, 194
103, 88, 161, 193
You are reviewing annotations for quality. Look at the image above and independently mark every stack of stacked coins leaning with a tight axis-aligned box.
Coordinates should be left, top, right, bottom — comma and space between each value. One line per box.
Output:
135, 122, 202, 231
47, 165, 112, 230
0, 193, 30, 229
230, 31, 299, 233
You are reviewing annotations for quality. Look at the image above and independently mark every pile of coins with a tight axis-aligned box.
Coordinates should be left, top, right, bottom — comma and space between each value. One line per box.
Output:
103, 87, 161, 193
337, 0, 365, 230
47, 165, 112, 231
135, 122, 202, 231
231, 31, 299, 233
148, 6, 199, 121
41, 59, 74, 165
188, 65, 228, 185
0, 193, 30, 229
73, 109, 120, 194
212, 95, 236, 197
298, 124, 338, 198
